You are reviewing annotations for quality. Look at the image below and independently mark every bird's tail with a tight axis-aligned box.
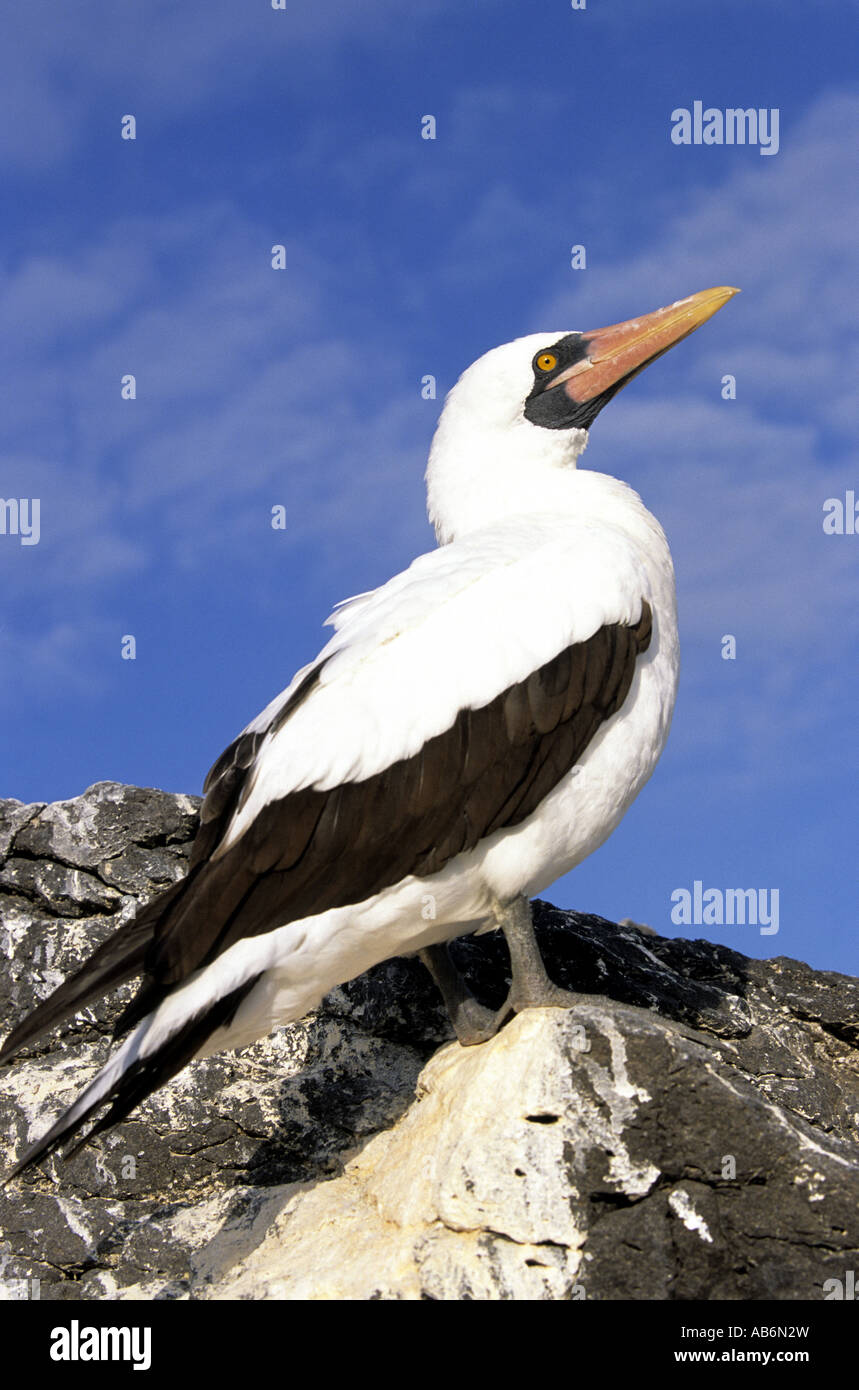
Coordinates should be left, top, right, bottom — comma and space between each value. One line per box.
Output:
0, 878, 189, 1068
1, 872, 261, 1181
3, 969, 258, 1182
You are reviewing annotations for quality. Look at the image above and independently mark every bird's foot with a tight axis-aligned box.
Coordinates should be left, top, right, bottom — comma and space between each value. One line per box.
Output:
420, 899, 581, 1048
419, 944, 502, 1045
508, 980, 581, 1014
451, 983, 581, 1046
448, 995, 510, 1047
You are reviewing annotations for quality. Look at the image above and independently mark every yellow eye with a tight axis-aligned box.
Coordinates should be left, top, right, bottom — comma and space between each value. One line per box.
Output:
536, 352, 557, 373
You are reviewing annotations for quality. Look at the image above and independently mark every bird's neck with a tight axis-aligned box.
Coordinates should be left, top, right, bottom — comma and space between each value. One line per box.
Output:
425, 416, 593, 544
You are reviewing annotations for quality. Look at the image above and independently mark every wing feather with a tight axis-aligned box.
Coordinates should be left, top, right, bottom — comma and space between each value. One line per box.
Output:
140, 599, 653, 985
3, 518, 659, 1060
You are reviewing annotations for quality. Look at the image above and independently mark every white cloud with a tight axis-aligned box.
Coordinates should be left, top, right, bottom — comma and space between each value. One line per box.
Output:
0, 0, 475, 169
0, 196, 437, 707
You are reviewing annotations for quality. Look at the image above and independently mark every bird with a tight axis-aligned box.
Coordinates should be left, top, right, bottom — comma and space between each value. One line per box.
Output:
2, 285, 738, 1179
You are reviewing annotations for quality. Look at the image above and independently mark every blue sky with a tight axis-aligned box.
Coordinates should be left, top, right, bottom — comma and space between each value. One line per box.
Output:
1, 1, 856, 973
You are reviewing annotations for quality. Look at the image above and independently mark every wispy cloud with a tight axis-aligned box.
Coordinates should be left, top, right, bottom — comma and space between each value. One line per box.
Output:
0, 0, 474, 169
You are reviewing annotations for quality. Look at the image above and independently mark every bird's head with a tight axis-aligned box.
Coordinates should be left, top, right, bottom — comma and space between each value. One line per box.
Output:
427, 286, 739, 542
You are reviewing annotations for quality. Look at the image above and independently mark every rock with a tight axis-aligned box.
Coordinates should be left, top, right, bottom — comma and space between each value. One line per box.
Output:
0, 782, 856, 1300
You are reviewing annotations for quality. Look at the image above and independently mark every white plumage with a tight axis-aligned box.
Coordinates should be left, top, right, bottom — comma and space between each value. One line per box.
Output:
222, 494, 669, 831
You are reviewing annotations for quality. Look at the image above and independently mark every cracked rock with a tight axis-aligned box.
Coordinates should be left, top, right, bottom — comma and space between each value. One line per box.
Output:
0, 782, 857, 1300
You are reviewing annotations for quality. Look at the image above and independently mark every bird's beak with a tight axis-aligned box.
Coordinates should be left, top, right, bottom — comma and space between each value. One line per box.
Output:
549, 286, 740, 405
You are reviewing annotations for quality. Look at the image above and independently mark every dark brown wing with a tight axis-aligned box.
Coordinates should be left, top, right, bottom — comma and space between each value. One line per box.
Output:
144, 601, 653, 986
191, 663, 323, 865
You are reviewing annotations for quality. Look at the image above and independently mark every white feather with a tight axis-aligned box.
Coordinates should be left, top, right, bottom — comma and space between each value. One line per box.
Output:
217, 474, 669, 855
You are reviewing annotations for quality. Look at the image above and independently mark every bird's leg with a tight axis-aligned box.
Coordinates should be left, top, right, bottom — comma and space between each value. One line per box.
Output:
418, 944, 499, 1047
497, 895, 579, 1013
420, 897, 578, 1048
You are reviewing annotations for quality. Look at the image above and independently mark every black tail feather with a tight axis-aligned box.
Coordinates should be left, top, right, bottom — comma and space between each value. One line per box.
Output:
3, 1084, 116, 1183
3, 973, 260, 1183
0, 878, 189, 1067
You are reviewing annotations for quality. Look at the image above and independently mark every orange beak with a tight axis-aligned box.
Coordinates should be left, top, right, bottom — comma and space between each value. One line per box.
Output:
548, 286, 740, 406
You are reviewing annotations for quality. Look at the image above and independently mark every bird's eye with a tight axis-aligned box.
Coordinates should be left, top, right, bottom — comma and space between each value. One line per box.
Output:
536, 352, 558, 373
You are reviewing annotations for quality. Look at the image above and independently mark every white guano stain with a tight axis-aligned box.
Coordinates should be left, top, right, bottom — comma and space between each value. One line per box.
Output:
668, 1187, 713, 1243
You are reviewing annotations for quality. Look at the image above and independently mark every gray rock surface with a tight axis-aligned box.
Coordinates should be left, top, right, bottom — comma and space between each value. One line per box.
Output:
0, 782, 856, 1300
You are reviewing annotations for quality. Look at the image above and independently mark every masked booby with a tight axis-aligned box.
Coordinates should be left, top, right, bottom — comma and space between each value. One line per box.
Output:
2, 286, 738, 1177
